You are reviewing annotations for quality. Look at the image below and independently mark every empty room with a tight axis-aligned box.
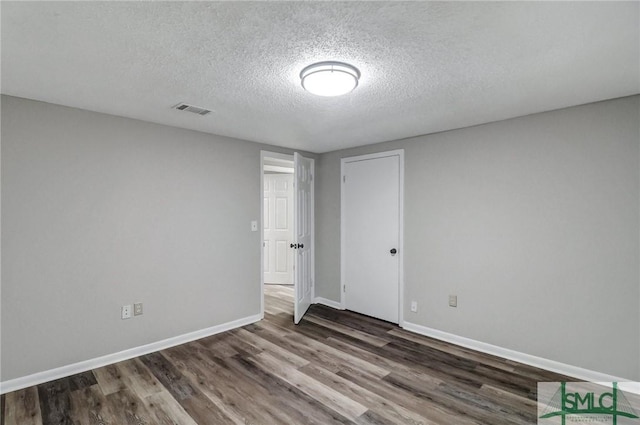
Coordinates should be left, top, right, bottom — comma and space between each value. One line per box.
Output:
1, 2, 639, 424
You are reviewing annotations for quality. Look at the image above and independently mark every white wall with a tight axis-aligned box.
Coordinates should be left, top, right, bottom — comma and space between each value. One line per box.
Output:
0, 95, 306, 381
316, 95, 640, 380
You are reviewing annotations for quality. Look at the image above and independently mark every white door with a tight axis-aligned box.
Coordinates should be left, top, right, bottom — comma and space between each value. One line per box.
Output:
342, 151, 403, 323
263, 174, 294, 284
293, 152, 314, 324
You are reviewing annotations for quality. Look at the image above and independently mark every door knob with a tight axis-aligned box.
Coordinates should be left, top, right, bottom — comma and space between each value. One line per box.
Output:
299, 243, 304, 249
390, 248, 397, 255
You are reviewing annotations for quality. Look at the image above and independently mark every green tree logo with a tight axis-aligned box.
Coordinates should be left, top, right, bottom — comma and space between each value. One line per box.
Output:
540, 382, 639, 425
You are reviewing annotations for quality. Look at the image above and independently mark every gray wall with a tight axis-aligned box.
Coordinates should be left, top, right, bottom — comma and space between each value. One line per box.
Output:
316, 96, 640, 380
0, 95, 306, 381
2, 94, 638, 383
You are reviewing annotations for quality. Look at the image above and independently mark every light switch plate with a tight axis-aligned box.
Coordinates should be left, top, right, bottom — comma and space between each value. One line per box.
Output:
251, 220, 258, 231
449, 295, 458, 308
134, 302, 143, 316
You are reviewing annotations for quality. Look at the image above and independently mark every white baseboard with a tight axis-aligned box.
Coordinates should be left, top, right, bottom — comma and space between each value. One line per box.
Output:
401, 321, 636, 389
0, 313, 262, 395
313, 297, 344, 310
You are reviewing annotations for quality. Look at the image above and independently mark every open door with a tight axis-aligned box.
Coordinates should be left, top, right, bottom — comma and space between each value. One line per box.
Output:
293, 152, 314, 324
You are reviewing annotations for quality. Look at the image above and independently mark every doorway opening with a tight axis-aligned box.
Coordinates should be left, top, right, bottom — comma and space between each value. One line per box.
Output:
262, 153, 295, 319
260, 151, 315, 324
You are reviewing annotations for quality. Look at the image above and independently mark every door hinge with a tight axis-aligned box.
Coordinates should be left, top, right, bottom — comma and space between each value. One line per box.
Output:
343, 284, 346, 292
310, 174, 313, 181
343, 175, 346, 183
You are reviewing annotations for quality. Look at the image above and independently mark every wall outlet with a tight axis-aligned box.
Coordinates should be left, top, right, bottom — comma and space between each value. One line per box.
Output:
134, 302, 143, 316
410, 301, 418, 313
449, 295, 458, 308
121, 305, 132, 319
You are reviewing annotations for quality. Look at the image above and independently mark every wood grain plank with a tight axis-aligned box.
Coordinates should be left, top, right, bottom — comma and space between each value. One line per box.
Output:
336, 369, 480, 425
106, 388, 153, 425
3, 387, 42, 425
310, 305, 396, 337
162, 342, 281, 425
115, 359, 163, 399
196, 333, 239, 358
69, 384, 117, 425
353, 410, 396, 425
249, 351, 368, 420
324, 336, 443, 388
67, 371, 98, 392
139, 352, 233, 424
376, 342, 486, 389
93, 365, 127, 396
299, 362, 432, 425
383, 373, 528, 425
231, 327, 309, 368
253, 319, 390, 379
221, 353, 356, 425
264, 294, 294, 315
305, 314, 390, 347
437, 382, 533, 425
138, 353, 195, 401
479, 384, 537, 422
386, 328, 517, 373
140, 391, 199, 425
37, 378, 73, 425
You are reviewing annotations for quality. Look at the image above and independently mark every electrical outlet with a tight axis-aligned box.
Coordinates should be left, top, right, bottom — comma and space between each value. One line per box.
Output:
410, 301, 418, 313
134, 302, 143, 316
449, 295, 458, 308
121, 305, 132, 319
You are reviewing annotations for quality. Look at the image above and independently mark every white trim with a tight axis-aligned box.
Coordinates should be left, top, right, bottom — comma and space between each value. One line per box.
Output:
310, 157, 316, 305
260, 151, 295, 321
402, 321, 637, 388
0, 313, 262, 395
342, 150, 404, 164
263, 165, 294, 174
398, 151, 405, 327
313, 297, 344, 310
340, 149, 405, 325
340, 157, 346, 310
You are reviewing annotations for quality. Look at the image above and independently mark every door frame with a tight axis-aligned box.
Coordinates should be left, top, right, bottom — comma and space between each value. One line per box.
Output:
260, 150, 314, 320
340, 149, 405, 326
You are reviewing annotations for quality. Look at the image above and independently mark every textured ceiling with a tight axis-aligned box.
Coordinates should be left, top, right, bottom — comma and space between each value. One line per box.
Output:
2, 2, 638, 153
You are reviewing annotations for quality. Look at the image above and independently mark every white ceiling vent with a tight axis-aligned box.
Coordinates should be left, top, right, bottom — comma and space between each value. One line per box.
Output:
172, 102, 212, 116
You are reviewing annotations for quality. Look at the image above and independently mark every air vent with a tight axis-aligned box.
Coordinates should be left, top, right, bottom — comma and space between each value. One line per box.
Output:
172, 102, 212, 116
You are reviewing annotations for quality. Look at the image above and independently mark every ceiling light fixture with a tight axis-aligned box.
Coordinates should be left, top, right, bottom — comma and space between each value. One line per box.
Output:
300, 61, 360, 97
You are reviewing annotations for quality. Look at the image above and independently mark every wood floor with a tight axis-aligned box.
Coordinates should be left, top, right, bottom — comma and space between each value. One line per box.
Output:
1, 284, 570, 425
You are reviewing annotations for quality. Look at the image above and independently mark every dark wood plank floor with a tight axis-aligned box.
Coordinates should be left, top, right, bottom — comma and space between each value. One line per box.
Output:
1, 284, 571, 424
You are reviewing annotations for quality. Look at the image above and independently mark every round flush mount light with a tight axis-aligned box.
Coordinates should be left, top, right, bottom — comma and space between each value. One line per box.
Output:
300, 61, 360, 97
